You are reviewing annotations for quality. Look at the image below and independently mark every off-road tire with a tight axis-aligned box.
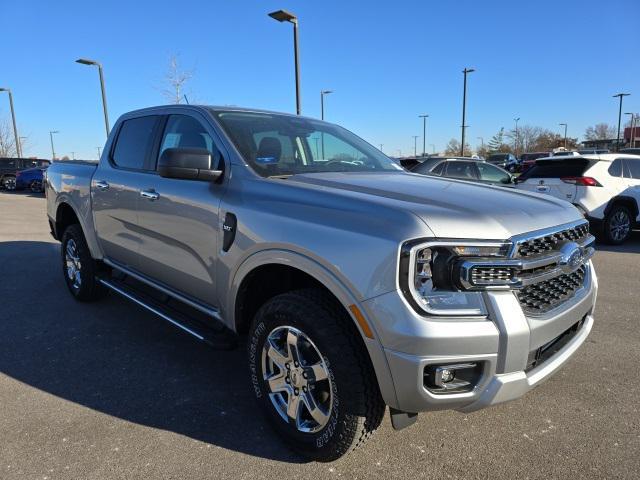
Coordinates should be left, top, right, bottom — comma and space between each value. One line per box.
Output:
61, 224, 108, 301
248, 288, 385, 461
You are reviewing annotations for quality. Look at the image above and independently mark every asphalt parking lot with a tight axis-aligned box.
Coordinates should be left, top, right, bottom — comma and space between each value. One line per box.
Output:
1, 191, 639, 480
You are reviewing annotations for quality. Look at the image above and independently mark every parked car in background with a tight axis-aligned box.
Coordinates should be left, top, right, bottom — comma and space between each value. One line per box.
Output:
46, 104, 597, 460
486, 152, 519, 172
15, 165, 48, 192
411, 156, 515, 187
619, 148, 640, 155
550, 150, 580, 157
515, 154, 640, 244
0, 158, 51, 191
520, 152, 551, 172
578, 149, 609, 155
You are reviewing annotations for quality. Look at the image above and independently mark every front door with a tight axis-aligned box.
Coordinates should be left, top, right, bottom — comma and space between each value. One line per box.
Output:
92, 114, 162, 269
134, 112, 227, 306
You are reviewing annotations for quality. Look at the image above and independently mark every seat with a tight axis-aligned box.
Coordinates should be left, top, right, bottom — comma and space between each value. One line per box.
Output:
256, 137, 282, 164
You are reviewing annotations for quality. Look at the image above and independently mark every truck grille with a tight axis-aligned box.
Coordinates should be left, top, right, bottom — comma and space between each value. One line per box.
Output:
516, 266, 586, 314
517, 223, 590, 257
470, 266, 515, 285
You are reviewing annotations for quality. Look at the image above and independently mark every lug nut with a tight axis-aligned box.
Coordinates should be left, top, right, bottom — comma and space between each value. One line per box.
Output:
302, 372, 308, 379
294, 388, 299, 395
285, 363, 291, 370
285, 377, 290, 384
302, 386, 307, 392
294, 362, 299, 368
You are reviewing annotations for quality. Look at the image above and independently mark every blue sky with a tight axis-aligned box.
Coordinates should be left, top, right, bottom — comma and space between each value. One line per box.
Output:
2, 0, 638, 159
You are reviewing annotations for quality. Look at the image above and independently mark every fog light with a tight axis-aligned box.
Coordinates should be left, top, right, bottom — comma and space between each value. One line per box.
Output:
439, 368, 455, 383
424, 362, 483, 393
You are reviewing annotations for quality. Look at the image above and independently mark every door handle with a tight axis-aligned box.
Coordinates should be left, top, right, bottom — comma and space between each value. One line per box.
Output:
140, 189, 159, 201
95, 180, 110, 190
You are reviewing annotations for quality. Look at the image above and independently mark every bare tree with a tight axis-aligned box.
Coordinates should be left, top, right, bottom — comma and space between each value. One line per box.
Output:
0, 118, 18, 157
443, 138, 469, 156
161, 54, 194, 104
584, 123, 616, 140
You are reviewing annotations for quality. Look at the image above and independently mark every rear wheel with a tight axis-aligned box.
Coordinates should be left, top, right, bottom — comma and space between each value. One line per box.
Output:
2, 176, 16, 191
248, 289, 385, 461
61, 224, 107, 301
30, 180, 43, 193
603, 205, 632, 244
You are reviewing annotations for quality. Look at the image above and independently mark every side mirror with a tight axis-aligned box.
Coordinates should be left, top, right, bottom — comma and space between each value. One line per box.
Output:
158, 148, 223, 181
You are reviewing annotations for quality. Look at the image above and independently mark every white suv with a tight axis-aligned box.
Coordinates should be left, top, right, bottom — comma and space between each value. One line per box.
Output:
515, 154, 640, 244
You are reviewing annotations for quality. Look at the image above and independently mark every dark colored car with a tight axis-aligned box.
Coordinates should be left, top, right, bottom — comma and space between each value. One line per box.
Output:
15, 166, 48, 192
486, 153, 519, 172
411, 157, 515, 186
519, 152, 551, 173
0, 158, 51, 191
619, 148, 640, 155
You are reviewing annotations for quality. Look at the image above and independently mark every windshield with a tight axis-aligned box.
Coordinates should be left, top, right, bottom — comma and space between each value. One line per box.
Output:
211, 109, 402, 177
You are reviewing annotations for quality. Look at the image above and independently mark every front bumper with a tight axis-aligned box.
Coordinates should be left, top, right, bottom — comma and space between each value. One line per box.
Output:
363, 261, 597, 413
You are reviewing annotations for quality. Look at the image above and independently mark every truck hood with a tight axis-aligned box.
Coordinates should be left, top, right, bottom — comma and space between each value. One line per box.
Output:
288, 172, 581, 239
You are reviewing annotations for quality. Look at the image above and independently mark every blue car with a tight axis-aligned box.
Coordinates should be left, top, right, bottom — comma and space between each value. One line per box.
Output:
15, 166, 47, 192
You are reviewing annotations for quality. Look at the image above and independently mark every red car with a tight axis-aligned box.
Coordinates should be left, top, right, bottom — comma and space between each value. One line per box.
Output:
519, 152, 550, 172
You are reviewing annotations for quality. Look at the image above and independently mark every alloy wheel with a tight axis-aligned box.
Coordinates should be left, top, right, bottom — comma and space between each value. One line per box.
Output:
65, 239, 82, 290
610, 210, 631, 242
261, 325, 333, 433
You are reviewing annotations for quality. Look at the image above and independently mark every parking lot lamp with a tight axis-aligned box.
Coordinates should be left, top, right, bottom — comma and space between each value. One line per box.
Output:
76, 58, 110, 137
419, 114, 428, 156
97, 146, 102, 159
477, 137, 484, 149
49, 131, 59, 160
559, 123, 567, 149
625, 112, 635, 148
411, 136, 419, 156
0, 88, 22, 158
269, 10, 301, 115
320, 90, 333, 120
613, 93, 630, 151
460, 68, 475, 156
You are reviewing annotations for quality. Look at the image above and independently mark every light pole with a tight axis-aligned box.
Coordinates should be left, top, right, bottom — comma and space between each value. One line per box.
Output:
76, 58, 110, 137
49, 131, 59, 160
412, 135, 419, 156
19, 136, 27, 156
96, 146, 102, 159
269, 10, 301, 115
625, 112, 636, 148
613, 93, 630, 151
418, 114, 429, 156
514, 117, 520, 156
0, 87, 22, 157
559, 123, 568, 149
430, 144, 436, 154
320, 90, 333, 120
477, 137, 484, 149
460, 67, 475, 156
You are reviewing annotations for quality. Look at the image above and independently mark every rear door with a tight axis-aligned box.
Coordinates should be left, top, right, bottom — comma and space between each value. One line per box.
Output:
444, 160, 480, 181
92, 114, 162, 269
515, 158, 595, 202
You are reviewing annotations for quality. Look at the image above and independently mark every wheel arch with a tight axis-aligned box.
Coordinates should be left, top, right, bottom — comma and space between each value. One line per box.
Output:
604, 195, 639, 220
229, 250, 399, 407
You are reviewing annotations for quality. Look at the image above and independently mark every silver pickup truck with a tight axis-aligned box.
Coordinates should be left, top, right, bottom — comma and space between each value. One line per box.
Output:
46, 105, 598, 461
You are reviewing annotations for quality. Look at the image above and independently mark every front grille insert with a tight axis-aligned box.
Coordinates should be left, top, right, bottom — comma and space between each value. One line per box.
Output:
517, 223, 589, 257
516, 266, 586, 314
469, 266, 516, 285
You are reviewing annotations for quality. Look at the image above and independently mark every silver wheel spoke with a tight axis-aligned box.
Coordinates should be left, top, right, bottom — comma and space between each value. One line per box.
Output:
286, 330, 301, 364
286, 392, 302, 424
309, 361, 328, 382
302, 392, 330, 426
267, 372, 289, 394
266, 339, 290, 368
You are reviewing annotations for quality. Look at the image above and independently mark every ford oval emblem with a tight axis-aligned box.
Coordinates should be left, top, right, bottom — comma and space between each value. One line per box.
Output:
559, 242, 583, 274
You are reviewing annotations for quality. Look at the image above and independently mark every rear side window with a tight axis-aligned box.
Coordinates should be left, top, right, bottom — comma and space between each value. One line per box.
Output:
431, 162, 445, 175
608, 159, 623, 177
112, 116, 159, 170
519, 159, 594, 180
623, 158, 640, 179
445, 161, 478, 180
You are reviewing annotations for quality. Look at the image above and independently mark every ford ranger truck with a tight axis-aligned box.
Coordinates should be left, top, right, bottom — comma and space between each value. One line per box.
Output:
46, 105, 598, 461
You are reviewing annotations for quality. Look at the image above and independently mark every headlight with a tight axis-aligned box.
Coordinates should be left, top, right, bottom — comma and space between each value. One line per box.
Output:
400, 239, 511, 316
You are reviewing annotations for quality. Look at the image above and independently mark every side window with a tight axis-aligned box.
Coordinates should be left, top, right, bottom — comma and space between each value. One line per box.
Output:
431, 162, 445, 175
477, 162, 510, 183
159, 115, 222, 169
608, 159, 623, 177
112, 116, 159, 170
624, 158, 640, 179
445, 161, 478, 180
2, 159, 16, 168
22, 160, 38, 169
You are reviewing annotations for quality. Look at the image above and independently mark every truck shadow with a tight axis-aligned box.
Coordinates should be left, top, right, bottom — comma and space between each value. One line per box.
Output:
0, 240, 305, 463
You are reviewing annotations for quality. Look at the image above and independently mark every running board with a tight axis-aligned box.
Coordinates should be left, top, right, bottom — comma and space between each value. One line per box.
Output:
98, 278, 237, 350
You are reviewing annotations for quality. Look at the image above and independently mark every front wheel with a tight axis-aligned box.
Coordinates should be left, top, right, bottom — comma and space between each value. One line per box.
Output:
248, 289, 385, 461
603, 205, 632, 244
61, 224, 107, 301
2, 176, 16, 191
30, 180, 43, 193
